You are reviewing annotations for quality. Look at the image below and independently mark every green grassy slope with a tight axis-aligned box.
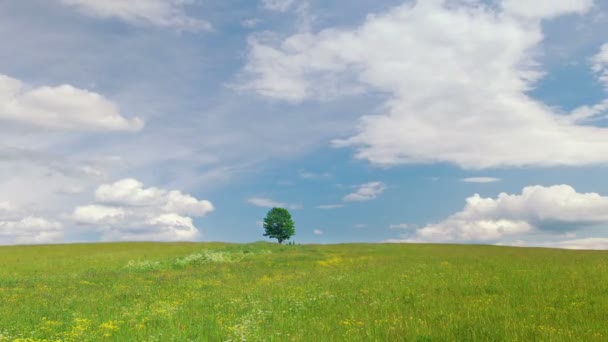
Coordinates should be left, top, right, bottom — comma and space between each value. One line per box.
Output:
0, 242, 607, 341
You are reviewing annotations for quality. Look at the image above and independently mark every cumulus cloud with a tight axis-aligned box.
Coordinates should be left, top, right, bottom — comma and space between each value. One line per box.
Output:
95, 178, 165, 206
98, 213, 199, 242
72, 205, 127, 225
163, 190, 215, 216
417, 218, 533, 242
0, 217, 63, 245
343, 182, 386, 202
413, 185, 608, 242
0, 202, 63, 245
242, 0, 608, 169
247, 197, 301, 209
72, 178, 214, 241
461, 177, 501, 183
59, 0, 211, 32
313, 229, 323, 235
94, 178, 214, 216
0, 74, 143, 131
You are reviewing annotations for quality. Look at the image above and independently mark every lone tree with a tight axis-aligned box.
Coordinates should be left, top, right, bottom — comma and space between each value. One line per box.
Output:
263, 207, 295, 244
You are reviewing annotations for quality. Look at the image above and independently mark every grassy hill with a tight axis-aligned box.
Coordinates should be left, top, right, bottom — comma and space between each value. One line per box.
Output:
0, 242, 607, 341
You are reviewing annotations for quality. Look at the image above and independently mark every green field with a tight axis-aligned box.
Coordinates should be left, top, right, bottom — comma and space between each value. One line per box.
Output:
0, 242, 607, 341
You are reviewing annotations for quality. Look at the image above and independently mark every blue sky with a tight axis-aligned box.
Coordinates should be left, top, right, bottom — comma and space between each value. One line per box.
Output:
2, 0, 608, 249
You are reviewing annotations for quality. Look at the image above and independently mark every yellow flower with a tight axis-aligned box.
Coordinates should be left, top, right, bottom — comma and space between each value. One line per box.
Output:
99, 320, 120, 331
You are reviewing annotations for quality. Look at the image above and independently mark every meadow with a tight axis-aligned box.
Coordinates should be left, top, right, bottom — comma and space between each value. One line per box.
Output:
0, 242, 607, 341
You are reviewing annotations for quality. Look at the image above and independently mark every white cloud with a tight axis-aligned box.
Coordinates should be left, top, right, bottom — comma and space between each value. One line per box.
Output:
95, 180, 214, 216
247, 197, 301, 209
0, 217, 63, 245
317, 204, 344, 209
72, 205, 127, 225
566, 99, 608, 123
260, 0, 314, 32
389, 223, 412, 230
494, 237, 608, 250
248, 197, 285, 208
0, 74, 143, 132
0, 201, 64, 245
0, 201, 17, 216
414, 185, 608, 242
313, 229, 323, 235
100, 213, 199, 242
243, 0, 608, 169
241, 32, 364, 102
163, 191, 214, 216
72, 178, 213, 241
501, 0, 594, 19
81, 166, 104, 178
343, 182, 386, 202
144, 213, 198, 240
262, 0, 296, 12
399, 235, 608, 254
59, 0, 211, 32
461, 177, 501, 183
539, 238, 608, 250
592, 43, 608, 89
417, 218, 533, 242
95, 178, 166, 206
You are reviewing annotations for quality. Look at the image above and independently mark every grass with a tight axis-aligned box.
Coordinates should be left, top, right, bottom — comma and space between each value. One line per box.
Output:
0, 242, 607, 341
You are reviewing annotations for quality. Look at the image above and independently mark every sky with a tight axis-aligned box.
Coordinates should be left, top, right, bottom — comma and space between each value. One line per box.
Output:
1, 0, 608, 249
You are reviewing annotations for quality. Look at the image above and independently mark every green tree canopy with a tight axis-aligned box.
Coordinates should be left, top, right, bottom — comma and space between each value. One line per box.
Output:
263, 207, 295, 244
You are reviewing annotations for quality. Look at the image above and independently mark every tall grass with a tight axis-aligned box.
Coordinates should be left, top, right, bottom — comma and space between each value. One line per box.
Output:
0, 242, 607, 341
